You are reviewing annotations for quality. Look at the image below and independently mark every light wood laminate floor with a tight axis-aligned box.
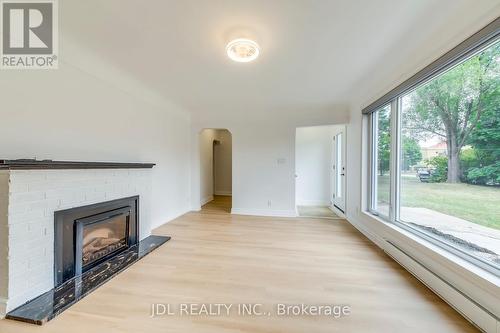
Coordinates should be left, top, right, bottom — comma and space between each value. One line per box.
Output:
0, 196, 476, 332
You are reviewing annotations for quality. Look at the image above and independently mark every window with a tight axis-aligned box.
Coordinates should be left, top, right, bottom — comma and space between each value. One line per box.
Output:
367, 32, 500, 274
370, 105, 391, 218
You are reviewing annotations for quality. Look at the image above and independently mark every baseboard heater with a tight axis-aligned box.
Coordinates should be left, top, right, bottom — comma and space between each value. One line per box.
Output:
383, 240, 499, 333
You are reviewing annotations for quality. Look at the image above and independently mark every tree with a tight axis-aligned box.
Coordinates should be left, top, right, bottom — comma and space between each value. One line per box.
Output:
467, 93, 500, 167
404, 42, 500, 183
463, 106, 500, 185
377, 106, 391, 175
402, 137, 422, 170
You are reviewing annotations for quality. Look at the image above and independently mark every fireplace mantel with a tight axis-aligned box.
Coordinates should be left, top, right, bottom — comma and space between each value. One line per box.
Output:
0, 159, 155, 170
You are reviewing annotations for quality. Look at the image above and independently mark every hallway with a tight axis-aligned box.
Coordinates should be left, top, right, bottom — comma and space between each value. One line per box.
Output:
202, 195, 232, 213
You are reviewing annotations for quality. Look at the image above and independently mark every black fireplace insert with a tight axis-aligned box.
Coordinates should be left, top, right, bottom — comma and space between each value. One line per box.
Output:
54, 196, 139, 286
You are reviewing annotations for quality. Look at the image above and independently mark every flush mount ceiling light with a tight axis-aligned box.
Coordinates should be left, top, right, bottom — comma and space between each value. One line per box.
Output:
226, 38, 260, 62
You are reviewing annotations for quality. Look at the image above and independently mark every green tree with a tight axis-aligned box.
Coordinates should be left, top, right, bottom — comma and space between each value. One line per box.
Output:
460, 147, 480, 181
377, 106, 391, 175
465, 95, 500, 184
404, 42, 500, 183
402, 137, 422, 170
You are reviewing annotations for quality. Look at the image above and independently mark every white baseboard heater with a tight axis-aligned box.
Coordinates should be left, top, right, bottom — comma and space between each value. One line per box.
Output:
384, 240, 499, 333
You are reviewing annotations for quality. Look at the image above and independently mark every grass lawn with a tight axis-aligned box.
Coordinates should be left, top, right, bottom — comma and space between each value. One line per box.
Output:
377, 174, 500, 230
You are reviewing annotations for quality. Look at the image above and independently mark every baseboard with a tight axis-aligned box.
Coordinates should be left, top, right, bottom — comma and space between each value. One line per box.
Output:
346, 214, 499, 332
200, 195, 214, 206
214, 191, 232, 196
296, 200, 330, 206
231, 208, 297, 218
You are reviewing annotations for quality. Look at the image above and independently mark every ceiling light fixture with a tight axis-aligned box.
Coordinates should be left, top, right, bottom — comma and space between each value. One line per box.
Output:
226, 38, 260, 63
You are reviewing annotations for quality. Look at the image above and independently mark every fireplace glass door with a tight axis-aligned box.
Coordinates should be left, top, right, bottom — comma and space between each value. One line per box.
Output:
75, 207, 131, 273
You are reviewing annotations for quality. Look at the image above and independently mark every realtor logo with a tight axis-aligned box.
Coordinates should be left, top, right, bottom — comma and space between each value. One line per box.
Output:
1, 0, 58, 69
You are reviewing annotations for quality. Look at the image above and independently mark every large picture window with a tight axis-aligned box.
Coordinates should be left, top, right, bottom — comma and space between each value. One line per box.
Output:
368, 35, 500, 273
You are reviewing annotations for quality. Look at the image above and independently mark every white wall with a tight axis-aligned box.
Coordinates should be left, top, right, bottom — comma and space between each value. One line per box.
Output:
190, 109, 350, 216
199, 129, 217, 205
295, 125, 340, 206
214, 130, 232, 196
0, 172, 8, 316
0, 63, 192, 231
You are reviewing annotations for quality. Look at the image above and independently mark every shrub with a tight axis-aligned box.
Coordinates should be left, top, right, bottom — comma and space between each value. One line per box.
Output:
466, 162, 500, 185
460, 148, 480, 182
426, 155, 448, 183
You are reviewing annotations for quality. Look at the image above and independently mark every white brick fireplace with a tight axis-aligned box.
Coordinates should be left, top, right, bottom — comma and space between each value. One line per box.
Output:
0, 168, 153, 316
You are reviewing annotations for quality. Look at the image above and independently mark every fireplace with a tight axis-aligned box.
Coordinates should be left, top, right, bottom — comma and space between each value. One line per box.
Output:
6, 194, 170, 325
54, 196, 139, 285
1, 160, 174, 325
76, 206, 130, 273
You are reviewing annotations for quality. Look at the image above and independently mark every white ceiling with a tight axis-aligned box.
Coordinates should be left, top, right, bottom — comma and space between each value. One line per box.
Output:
60, 0, 500, 116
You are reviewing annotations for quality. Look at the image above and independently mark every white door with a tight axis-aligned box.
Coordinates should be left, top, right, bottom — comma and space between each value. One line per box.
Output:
333, 130, 346, 212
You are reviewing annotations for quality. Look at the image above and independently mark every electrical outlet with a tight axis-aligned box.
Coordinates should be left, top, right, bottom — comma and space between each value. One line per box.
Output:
267, 200, 272, 207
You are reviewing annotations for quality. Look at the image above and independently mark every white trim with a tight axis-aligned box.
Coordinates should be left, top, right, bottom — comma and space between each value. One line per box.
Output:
214, 191, 232, 196
231, 208, 297, 218
346, 212, 500, 332
296, 200, 331, 206
200, 195, 214, 206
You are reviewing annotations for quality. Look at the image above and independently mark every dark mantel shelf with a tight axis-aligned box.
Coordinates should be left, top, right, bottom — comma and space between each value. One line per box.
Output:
0, 159, 156, 170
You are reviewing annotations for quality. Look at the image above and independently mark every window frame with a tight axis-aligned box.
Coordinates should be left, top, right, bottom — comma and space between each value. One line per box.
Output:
366, 36, 500, 275
368, 108, 377, 215
366, 16, 500, 275
368, 103, 393, 220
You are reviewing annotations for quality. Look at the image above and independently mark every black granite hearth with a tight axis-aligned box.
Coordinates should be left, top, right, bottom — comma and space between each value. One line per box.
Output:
6, 235, 170, 325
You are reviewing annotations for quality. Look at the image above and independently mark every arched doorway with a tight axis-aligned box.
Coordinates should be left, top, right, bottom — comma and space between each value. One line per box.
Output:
199, 129, 232, 212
